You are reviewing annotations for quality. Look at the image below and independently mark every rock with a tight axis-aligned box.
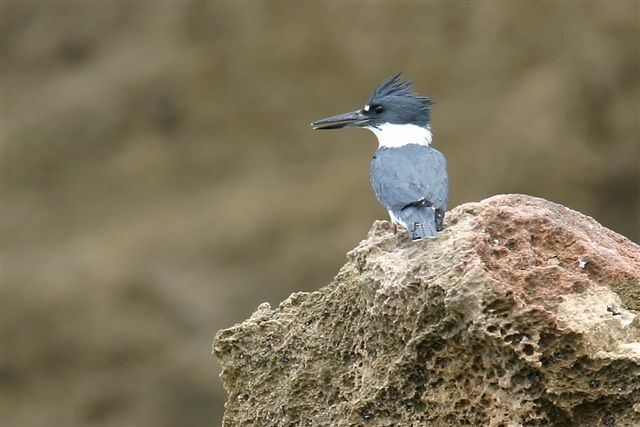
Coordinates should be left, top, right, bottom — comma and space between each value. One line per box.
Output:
213, 194, 640, 426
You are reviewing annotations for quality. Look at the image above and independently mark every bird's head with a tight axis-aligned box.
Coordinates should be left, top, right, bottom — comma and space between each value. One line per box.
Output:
311, 74, 432, 133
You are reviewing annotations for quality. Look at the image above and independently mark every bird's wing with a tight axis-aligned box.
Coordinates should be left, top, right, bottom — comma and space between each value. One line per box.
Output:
370, 145, 448, 212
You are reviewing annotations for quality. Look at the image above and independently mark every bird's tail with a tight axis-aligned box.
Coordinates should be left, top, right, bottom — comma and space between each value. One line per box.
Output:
398, 206, 439, 241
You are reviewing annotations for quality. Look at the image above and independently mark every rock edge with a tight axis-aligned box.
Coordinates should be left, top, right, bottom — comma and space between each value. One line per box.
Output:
214, 194, 640, 426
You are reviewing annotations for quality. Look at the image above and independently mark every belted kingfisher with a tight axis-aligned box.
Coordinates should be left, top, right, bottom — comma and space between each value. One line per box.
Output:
311, 74, 448, 241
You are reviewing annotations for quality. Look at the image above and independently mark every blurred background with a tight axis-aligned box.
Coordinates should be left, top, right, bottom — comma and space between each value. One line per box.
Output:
2, 1, 638, 426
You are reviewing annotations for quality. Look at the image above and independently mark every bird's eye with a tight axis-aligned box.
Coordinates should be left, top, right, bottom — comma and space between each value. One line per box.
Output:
374, 105, 384, 114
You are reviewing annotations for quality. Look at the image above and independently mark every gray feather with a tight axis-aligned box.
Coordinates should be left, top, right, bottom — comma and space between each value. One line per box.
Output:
370, 144, 448, 240
398, 205, 439, 240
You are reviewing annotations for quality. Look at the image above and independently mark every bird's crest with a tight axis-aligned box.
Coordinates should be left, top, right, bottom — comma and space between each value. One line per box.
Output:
368, 73, 431, 107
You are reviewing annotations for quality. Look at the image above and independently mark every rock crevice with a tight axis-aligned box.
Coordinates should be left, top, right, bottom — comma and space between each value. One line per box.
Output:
214, 194, 640, 426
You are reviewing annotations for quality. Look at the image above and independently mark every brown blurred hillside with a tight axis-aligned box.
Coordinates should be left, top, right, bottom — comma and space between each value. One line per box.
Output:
2, 2, 638, 426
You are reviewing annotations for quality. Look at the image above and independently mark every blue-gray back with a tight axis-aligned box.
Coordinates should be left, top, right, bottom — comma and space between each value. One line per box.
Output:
369, 144, 448, 212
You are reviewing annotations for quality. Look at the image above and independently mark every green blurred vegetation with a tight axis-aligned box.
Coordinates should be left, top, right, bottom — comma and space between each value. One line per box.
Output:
2, 1, 638, 426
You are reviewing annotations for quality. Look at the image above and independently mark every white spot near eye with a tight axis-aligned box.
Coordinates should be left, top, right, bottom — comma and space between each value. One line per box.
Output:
364, 105, 370, 112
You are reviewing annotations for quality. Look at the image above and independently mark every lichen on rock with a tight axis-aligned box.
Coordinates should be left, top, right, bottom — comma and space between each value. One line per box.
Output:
213, 194, 640, 426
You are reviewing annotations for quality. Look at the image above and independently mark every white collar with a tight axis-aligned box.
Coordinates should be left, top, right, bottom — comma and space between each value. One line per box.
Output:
367, 123, 432, 148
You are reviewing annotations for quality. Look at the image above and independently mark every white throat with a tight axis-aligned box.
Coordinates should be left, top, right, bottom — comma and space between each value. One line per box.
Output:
367, 123, 432, 148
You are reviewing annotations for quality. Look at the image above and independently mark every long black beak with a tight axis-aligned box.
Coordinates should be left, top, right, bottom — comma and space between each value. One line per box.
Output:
311, 109, 370, 130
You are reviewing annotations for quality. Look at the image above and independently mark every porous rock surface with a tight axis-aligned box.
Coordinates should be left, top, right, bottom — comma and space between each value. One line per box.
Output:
213, 194, 640, 426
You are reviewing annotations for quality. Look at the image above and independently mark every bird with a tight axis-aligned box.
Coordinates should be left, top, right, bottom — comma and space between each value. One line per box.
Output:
311, 74, 448, 241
